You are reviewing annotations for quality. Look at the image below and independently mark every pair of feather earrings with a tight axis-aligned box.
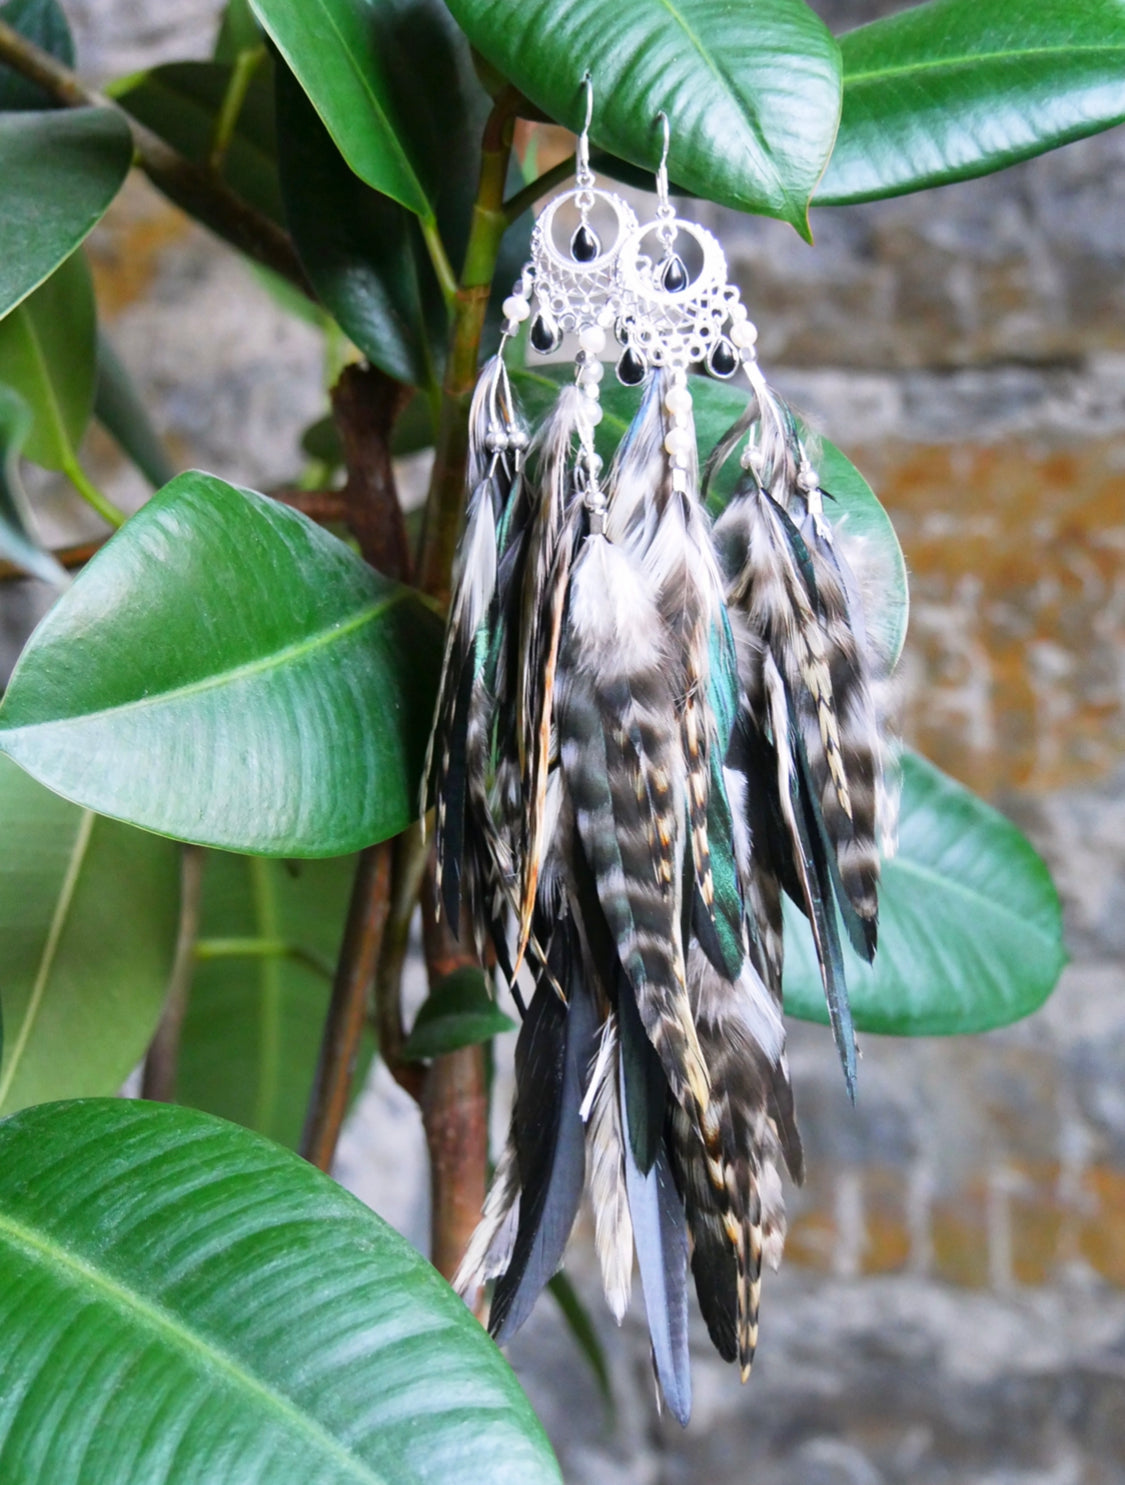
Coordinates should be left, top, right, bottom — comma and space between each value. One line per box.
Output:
424, 93, 896, 1424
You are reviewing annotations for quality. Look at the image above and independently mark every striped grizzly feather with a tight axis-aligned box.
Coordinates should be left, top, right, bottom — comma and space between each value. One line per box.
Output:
707, 372, 897, 1094
669, 942, 801, 1378
438, 359, 804, 1425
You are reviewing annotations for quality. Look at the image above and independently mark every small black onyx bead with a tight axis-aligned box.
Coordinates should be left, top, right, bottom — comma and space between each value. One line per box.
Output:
660, 253, 689, 293
709, 337, 738, 378
571, 223, 601, 262
530, 314, 560, 354
616, 346, 647, 386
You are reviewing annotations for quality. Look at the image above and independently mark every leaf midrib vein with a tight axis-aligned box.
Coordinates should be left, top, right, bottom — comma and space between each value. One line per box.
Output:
844, 40, 1125, 88
887, 852, 1059, 950
309, 0, 428, 218
0, 809, 95, 1108
649, 0, 792, 204
3, 591, 403, 734
0, 1209, 389, 1485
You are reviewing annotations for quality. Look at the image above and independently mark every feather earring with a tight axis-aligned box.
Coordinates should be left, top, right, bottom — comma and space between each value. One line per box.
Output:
700, 305, 899, 1101
437, 102, 813, 1425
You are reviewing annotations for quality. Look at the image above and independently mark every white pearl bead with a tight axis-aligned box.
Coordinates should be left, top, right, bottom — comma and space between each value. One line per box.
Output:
578, 324, 607, 355
579, 359, 605, 384
664, 428, 693, 458
731, 318, 758, 348
664, 385, 692, 416
578, 400, 603, 427
501, 295, 529, 323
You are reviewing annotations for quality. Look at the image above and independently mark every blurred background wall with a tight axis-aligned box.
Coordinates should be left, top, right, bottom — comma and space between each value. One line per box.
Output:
9, 2, 1125, 1480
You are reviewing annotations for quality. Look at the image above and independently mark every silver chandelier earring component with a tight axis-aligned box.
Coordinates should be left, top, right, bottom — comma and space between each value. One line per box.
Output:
612, 113, 762, 491
614, 112, 757, 385
497, 75, 638, 528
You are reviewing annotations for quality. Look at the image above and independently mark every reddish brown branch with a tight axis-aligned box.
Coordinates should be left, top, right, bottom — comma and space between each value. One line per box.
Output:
331, 363, 412, 579
301, 842, 392, 1171
420, 871, 489, 1281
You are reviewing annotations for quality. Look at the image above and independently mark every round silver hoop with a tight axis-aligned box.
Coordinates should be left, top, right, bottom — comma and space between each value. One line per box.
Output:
616, 216, 739, 368
530, 188, 639, 334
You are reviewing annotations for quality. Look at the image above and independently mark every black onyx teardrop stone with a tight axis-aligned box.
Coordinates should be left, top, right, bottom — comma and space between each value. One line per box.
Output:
709, 337, 738, 378
571, 223, 601, 262
616, 346, 647, 386
660, 253, 689, 293
530, 314, 560, 354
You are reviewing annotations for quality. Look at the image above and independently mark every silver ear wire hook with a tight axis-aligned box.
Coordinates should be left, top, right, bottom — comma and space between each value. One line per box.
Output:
655, 110, 672, 221
576, 72, 594, 188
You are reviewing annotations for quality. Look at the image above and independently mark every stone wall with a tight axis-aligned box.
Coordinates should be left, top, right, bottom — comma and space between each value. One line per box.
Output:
7, 3, 1125, 1480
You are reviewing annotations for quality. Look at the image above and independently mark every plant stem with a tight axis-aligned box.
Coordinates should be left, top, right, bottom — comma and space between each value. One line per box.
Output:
61, 452, 127, 529
208, 43, 266, 174
418, 214, 460, 317
300, 364, 414, 1170
141, 844, 206, 1102
420, 876, 489, 1282
0, 19, 310, 294
301, 843, 392, 1172
195, 937, 334, 979
414, 90, 518, 607
331, 363, 412, 577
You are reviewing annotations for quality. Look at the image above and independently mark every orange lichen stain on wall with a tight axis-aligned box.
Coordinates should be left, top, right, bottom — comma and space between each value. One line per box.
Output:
784, 1158, 1125, 1289
848, 438, 1125, 797
784, 1208, 838, 1272
858, 1168, 912, 1275
85, 176, 193, 319
1078, 1166, 1125, 1286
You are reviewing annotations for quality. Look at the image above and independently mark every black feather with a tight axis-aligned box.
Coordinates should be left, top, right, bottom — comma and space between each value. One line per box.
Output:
621, 1059, 692, 1427
490, 940, 594, 1342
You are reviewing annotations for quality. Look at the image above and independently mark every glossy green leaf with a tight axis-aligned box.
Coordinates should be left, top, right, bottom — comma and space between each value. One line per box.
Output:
817, 0, 1125, 205
0, 109, 132, 321
94, 331, 177, 489
444, 0, 842, 233
0, 755, 179, 1115
0, 385, 68, 586
274, 61, 444, 388
250, 0, 485, 221
782, 750, 1068, 1035
214, 0, 263, 62
0, 0, 73, 108
0, 472, 443, 856
115, 59, 283, 224
512, 368, 908, 666
403, 967, 516, 1059
0, 1099, 562, 1483
0, 250, 97, 471
180, 853, 372, 1149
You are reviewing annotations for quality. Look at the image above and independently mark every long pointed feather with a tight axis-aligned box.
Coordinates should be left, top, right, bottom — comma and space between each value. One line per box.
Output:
621, 1058, 692, 1427
581, 1014, 634, 1322
490, 950, 595, 1343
